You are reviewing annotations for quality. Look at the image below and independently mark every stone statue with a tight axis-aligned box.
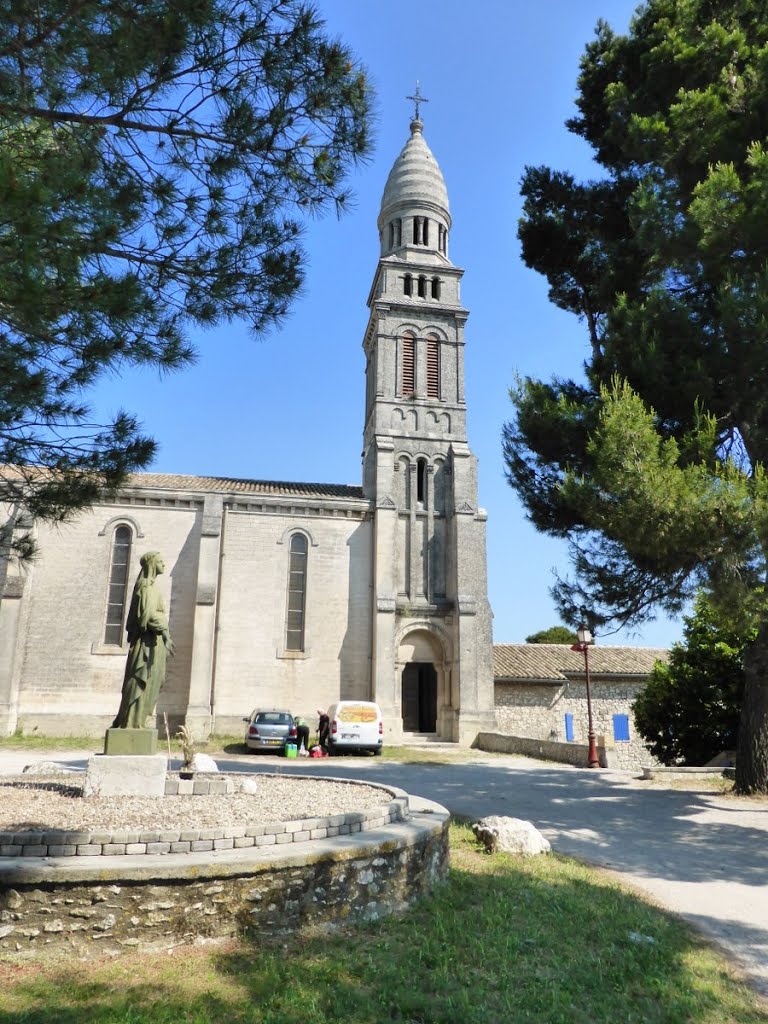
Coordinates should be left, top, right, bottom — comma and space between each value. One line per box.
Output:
112, 551, 175, 730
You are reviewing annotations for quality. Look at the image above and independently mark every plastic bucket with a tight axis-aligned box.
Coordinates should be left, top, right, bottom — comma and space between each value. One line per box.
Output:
284, 743, 298, 758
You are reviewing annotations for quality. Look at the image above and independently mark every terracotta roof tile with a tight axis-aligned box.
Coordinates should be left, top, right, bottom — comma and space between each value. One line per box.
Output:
1, 466, 367, 502
125, 473, 365, 501
493, 643, 668, 681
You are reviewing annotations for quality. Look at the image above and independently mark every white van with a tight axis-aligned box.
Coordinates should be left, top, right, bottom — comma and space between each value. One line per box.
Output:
326, 701, 383, 756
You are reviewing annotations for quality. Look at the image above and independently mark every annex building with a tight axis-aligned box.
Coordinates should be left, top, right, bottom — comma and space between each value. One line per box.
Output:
0, 114, 497, 744
493, 644, 668, 771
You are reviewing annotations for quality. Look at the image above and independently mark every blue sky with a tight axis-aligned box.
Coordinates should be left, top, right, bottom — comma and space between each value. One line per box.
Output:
90, 0, 683, 649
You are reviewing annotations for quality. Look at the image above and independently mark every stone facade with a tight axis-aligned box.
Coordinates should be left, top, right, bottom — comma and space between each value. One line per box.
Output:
492, 645, 669, 771
494, 679, 651, 770
0, 114, 494, 745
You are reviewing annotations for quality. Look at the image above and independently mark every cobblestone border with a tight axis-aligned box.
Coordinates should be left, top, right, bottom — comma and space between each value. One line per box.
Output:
0, 776, 408, 859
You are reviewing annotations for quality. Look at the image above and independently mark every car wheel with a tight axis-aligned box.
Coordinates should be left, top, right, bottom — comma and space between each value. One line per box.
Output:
373, 747, 382, 756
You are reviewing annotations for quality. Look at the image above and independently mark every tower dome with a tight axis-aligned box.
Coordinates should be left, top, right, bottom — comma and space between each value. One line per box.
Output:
380, 119, 450, 221
377, 118, 451, 259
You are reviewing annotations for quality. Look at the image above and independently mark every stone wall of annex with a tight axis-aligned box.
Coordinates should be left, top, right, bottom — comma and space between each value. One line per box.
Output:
494, 679, 653, 771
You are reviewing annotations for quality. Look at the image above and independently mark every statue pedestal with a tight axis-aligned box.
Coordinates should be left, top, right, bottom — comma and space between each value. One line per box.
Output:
104, 727, 158, 756
84, 753, 168, 797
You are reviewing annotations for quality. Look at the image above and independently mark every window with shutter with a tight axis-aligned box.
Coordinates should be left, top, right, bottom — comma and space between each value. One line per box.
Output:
427, 336, 439, 398
613, 714, 630, 742
402, 335, 415, 395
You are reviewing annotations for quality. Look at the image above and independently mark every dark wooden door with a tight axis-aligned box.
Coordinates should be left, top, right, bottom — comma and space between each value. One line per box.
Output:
401, 663, 437, 732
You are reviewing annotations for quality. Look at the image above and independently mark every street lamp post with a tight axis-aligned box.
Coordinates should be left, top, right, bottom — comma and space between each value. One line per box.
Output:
570, 625, 600, 768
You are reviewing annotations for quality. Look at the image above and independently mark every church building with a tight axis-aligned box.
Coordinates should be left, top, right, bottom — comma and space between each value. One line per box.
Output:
0, 112, 497, 744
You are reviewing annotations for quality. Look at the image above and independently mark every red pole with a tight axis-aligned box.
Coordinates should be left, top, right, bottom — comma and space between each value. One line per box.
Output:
583, 644, 600, 768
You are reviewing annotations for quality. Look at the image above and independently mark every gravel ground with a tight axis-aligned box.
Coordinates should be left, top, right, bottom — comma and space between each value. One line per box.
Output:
0, 775, 391, 832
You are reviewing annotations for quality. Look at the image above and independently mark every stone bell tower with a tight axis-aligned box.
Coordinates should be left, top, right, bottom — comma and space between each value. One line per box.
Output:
362, 96, 495, 743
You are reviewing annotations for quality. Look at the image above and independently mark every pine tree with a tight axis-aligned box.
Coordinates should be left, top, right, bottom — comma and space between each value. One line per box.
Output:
0, 0, 371, 559
504, 0, 768, 792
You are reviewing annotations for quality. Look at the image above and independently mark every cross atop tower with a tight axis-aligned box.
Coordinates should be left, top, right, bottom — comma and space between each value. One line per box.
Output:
406, 81, 428, 121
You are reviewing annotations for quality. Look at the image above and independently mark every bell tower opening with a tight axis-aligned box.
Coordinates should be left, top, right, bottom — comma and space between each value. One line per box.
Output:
401, 662, 437, 733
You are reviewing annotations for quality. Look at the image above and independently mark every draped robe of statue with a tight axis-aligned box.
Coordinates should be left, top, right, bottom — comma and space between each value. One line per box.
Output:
112, 552, 172, 730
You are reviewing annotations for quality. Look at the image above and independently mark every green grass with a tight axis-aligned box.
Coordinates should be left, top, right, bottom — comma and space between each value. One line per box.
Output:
643, 775, 735, 794
201, 734, 248, 754
0, 734, 509, 765
2, 824, 765, 1024
0, 733, 102, 750
208, 739, 511, 764
379, 744, 511, 763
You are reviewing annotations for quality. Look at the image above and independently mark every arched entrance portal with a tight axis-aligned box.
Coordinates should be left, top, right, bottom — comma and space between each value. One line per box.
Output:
397, 626, 451, 737
401, 663, 437, 732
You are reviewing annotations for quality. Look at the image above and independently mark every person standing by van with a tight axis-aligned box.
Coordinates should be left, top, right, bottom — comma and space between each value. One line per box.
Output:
317, 708, 330, 750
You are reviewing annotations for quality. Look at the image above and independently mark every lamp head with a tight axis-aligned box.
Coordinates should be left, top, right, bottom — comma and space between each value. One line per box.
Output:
577, 624, 592, 645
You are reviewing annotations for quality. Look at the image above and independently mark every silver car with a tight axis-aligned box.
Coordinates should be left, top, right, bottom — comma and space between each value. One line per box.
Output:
243, 709, 296, 753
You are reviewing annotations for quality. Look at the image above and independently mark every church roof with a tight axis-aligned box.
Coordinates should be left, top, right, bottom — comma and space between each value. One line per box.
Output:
379, 118, 449, 221
125, 473, 365, 500
493, 643, 668, 682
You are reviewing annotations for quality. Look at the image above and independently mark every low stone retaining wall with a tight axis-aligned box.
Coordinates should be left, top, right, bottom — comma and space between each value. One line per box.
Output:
474, 732, 614, 768
641, 766, 731, 781
0, 782, 449, 960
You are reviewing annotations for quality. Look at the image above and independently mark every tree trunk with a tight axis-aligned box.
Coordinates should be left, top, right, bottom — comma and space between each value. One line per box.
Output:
735, 623, 768, 794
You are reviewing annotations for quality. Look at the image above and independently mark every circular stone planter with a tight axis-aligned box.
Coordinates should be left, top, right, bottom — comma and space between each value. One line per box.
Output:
0, 777, 449, 960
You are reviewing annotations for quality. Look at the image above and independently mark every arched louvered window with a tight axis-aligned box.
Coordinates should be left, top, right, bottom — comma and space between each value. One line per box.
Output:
402, 334, 415, 395
403, 274, 412, 297
422, 218, 429, 246
285, 533, 308, 652
417, 275, 426, 298
427, 336, 440, 398
431, 277, 441, 300
104, 525, 132, 645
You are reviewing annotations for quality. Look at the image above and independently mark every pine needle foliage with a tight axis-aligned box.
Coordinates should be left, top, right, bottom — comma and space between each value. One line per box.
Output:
504, 0, 768, 792
0, 0, 371, 559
